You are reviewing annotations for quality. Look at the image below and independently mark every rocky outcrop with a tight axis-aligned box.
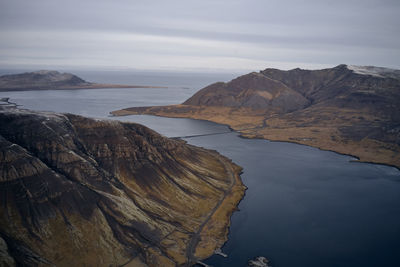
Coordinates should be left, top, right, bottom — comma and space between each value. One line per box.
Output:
0, 106, 245, 266
247, 256, 270, 267
112, 64, 400, 168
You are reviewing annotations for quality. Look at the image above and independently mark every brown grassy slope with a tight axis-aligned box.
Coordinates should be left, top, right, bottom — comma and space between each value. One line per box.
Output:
0, 106, 245, 266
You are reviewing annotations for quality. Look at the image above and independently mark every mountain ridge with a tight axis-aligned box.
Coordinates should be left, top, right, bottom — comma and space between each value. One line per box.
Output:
184, 71, 310, 112
0, 105, 245, 266
112, 64, 400, 169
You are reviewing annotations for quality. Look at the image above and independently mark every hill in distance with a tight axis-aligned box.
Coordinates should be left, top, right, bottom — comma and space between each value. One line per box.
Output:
113, 64, 400, 169
0, 70, 164, 91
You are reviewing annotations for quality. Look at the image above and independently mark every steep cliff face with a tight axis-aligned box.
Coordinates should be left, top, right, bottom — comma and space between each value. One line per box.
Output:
0, 106, 245, 266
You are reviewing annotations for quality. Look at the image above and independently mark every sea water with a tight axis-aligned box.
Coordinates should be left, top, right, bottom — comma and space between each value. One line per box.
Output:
1, 71, 399, 267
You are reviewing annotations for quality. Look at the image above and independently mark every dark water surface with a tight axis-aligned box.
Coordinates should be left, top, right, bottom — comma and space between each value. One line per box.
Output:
1, 71, 399, 267
190, 133, 400, 267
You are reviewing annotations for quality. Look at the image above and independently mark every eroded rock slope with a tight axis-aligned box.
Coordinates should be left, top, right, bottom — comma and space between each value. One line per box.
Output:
0, 106, 245, 266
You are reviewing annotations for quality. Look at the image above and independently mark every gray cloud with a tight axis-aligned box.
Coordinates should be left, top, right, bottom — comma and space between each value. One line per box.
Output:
0, 0, 399, 71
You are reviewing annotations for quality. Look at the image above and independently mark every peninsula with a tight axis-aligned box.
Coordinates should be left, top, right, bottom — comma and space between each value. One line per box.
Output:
0, 70, 165, 91
0, 105, 245, 266
112, 64, 400, 169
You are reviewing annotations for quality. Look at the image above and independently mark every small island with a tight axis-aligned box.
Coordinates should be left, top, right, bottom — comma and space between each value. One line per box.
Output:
247, 256, 271, 267
0, 70, 165, 92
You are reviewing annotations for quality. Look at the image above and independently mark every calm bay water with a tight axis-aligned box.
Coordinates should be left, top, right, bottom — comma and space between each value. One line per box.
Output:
194, 134, 400, 267
1, 71, 399, 267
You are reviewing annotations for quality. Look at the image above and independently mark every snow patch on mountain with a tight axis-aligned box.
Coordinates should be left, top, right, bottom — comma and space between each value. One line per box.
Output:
347, 65, 400, 79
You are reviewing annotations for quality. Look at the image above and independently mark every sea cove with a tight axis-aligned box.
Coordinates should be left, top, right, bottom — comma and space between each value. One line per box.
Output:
1, 78, 400, 266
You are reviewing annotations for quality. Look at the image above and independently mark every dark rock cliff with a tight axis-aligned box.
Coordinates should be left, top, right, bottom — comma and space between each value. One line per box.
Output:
0, 106, 244, 266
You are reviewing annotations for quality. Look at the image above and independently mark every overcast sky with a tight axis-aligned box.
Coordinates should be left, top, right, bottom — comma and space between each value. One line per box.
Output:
0, 0, 399, 72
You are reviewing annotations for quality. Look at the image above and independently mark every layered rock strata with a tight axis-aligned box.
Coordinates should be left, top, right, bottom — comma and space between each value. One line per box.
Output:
0, 106, 245, 266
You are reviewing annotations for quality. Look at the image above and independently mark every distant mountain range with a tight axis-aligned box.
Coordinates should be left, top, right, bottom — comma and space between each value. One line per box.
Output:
113, 64, 400, 168
0, 70, 163, 91
184, 64, 400, 118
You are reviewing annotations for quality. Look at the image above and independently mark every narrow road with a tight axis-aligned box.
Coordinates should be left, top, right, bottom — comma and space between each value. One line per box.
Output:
184, 155, 237, 266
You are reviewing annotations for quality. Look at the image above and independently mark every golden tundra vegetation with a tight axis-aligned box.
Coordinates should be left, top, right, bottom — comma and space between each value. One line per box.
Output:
0, 106, 245, 266
113, 64, 400, 169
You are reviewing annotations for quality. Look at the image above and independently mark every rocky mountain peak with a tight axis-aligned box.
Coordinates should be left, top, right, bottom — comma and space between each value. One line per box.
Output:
184, 70, 310, 112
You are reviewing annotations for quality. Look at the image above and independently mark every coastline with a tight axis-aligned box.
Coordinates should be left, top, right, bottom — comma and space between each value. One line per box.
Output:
193, 156, 247, 260
239, 134, 400, 171
111, 105, 400, 170
0, 105, 247, 267
185, 153, 246, 265
241, 131, 400, 170
0, 83, 167, 92
111, 108, 249, 265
